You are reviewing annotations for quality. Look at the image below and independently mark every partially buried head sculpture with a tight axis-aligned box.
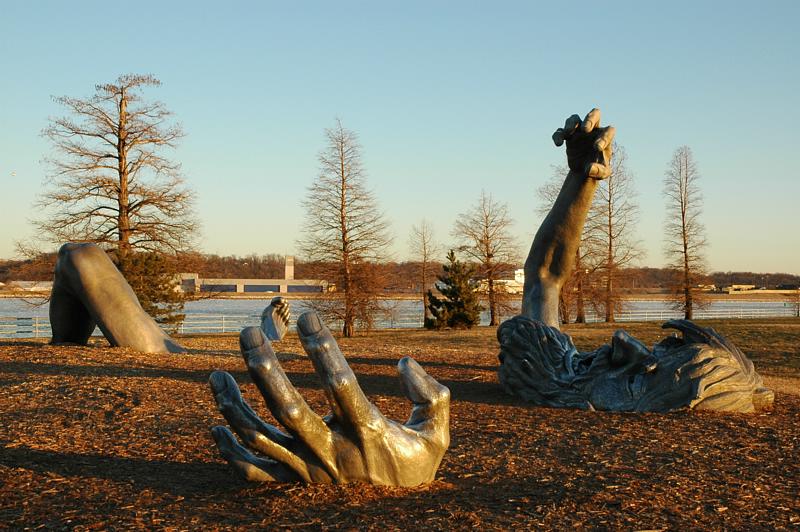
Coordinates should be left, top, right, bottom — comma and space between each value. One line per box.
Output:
499, 108, 773, 413
498, 317, 774, 412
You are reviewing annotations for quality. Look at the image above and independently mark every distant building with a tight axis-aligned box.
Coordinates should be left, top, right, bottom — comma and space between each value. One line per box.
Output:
4, 280, 53, 292
724, 284, 757, 293
179, 255, 328, 294
476, 268, 525, 295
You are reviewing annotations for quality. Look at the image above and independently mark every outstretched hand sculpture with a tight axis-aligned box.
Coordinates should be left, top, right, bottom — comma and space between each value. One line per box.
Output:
209, 312, 450, 485
499, 109, 774, 413
50, 243, 185, 354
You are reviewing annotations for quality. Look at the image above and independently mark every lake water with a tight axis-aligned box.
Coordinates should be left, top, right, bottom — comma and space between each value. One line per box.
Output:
1, 296, 797, 337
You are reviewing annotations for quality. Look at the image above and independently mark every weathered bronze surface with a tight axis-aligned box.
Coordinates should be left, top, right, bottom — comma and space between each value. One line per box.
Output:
210, 312, 450, 485
500, 109, 773, 413
50, 243, 185, 354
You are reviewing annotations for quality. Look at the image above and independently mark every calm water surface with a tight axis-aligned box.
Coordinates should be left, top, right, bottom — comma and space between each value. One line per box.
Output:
1, 296, 797, 337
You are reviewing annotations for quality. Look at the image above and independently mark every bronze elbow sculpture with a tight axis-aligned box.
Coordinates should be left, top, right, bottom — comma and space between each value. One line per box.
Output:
50, 243, 185, 354
498, 109, 774, 413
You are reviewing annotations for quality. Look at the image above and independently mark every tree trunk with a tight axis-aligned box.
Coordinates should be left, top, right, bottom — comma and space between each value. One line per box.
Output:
558, 293, 571, 324
487, 277, 497, 326
342, 256, 354, 337
683, 254, 693, 320
116, 92, 131, 272
339, 144, 355, 337
681, 154, 693, 320
422, 260, 431, 320
682, 197, 692, 320
605, 190, 614, 322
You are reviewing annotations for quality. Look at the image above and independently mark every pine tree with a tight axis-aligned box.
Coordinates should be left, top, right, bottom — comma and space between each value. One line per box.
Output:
425, 250, 482, 329
118, 252, 185, 330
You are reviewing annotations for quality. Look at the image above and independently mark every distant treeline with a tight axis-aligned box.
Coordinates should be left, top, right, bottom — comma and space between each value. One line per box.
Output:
1, 253, 798, 292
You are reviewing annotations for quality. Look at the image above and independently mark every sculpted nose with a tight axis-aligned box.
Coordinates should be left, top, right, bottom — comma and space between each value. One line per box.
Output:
610, 330, 653, 370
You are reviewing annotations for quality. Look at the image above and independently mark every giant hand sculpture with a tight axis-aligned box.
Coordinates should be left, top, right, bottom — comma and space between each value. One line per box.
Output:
522, 109, 615, 328
50, 243, 185, 354
499, 109, 773, 413
209, 311, 450, 486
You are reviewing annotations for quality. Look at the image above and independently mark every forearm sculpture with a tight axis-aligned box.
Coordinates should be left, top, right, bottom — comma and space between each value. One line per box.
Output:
498, 109, 774, 413
50, 243, 185, 354
209, 311, 450, 485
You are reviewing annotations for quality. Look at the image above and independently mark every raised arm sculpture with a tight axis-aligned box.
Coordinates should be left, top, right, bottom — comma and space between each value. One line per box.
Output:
209, 311, 450, 485
498, 109, 774, 413
50, 243, 185, 354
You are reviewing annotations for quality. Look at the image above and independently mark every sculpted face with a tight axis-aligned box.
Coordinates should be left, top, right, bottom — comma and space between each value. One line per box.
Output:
497, 317, 774, 413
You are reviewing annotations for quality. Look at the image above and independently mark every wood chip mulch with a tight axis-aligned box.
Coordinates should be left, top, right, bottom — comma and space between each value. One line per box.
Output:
0, 323, 798, 530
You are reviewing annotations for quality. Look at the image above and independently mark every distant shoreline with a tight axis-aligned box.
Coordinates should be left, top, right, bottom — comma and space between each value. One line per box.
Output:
1, 290, 797, 302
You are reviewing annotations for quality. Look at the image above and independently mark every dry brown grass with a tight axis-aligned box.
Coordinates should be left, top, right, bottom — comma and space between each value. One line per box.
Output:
0, 318, 798, 529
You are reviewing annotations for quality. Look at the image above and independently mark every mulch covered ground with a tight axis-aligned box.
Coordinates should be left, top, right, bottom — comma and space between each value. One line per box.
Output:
0, 320, 798, 530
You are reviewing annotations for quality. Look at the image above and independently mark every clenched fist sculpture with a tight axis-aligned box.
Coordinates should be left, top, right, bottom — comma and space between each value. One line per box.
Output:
209, 311, 450, 486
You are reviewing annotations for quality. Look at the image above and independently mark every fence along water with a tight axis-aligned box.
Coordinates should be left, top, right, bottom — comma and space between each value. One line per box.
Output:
1, 298, 798, 338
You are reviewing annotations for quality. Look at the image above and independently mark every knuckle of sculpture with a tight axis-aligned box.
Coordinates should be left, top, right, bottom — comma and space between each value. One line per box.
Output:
329, 371, 354, 391
433, 386, 451, 405
281, 404, 305, 424
249, 355, 271, 372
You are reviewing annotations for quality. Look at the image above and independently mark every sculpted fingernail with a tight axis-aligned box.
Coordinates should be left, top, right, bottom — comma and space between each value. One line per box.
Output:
239, 326, 265, 351
298, 312, 322, 335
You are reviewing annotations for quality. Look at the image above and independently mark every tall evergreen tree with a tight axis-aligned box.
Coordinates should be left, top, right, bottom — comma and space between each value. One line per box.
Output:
425, 250, 482, 329
120, 251, 185, 329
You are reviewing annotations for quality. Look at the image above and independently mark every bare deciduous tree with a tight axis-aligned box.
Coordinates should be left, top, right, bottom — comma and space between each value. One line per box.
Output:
298, 119, 391, 337
408, 219, 439, 321
453, 191, 519, 326
663, 145, 709, 319
593, 143, 643, 322
32, 74, 197, 322
36, 74, 197, 265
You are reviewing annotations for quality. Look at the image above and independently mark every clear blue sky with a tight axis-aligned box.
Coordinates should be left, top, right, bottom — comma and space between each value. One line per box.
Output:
1, 1, 799, 274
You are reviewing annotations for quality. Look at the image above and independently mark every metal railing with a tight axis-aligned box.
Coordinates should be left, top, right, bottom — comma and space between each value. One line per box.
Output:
1, 305, 798, 338
0, 316, 49, 338
580, 306, 799, 323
